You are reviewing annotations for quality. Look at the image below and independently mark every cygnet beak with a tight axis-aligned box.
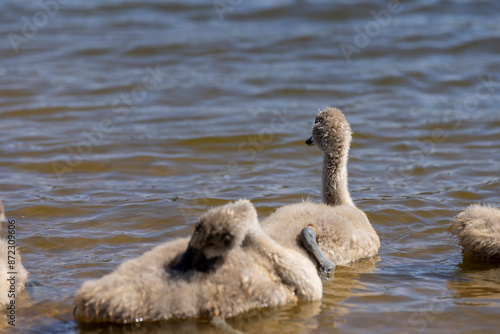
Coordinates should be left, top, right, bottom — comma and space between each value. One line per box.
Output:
305, 136, 314, 146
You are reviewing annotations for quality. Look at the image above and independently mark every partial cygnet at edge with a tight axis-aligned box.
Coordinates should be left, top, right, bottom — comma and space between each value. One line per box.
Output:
0, 198, 28, 305
450, 204, 500, 262
74, 199, 322, 323
262, 108, 380, 272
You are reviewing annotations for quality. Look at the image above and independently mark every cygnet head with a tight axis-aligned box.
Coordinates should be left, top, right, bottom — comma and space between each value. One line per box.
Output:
173, 199, 257, 272
0, 198, 6, 223
190, 199, 256, 257
306, 108, 352, 154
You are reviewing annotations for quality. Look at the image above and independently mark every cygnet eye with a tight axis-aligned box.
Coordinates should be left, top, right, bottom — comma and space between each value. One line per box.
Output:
315, 117, 322, 124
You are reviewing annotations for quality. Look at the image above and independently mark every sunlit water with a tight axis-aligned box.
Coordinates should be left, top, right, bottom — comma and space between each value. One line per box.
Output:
1, 0, 500, 333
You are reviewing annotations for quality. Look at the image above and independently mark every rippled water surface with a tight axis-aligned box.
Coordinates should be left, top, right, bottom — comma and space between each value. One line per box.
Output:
1, 0, 500, 333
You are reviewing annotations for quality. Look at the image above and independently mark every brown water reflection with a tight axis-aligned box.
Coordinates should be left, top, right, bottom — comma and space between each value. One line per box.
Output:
450, 261, 500, 301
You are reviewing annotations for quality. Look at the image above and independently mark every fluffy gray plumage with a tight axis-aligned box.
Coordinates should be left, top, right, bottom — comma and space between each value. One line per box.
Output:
450, 204, 500, 262
74, 200, 322, 323
262, 108, 380, 266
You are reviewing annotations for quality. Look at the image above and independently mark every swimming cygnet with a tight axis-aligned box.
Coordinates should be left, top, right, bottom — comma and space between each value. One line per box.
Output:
74, 199, 322, 323
0, 198, 28, 305
262, 108, 380, 273
450, 204, 500, 262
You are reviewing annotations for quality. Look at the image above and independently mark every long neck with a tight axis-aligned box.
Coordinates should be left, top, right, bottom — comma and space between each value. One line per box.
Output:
322, 148, 354, 206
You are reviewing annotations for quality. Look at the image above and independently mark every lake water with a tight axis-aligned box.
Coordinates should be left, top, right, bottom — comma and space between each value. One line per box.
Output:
1, 0, 500, 333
